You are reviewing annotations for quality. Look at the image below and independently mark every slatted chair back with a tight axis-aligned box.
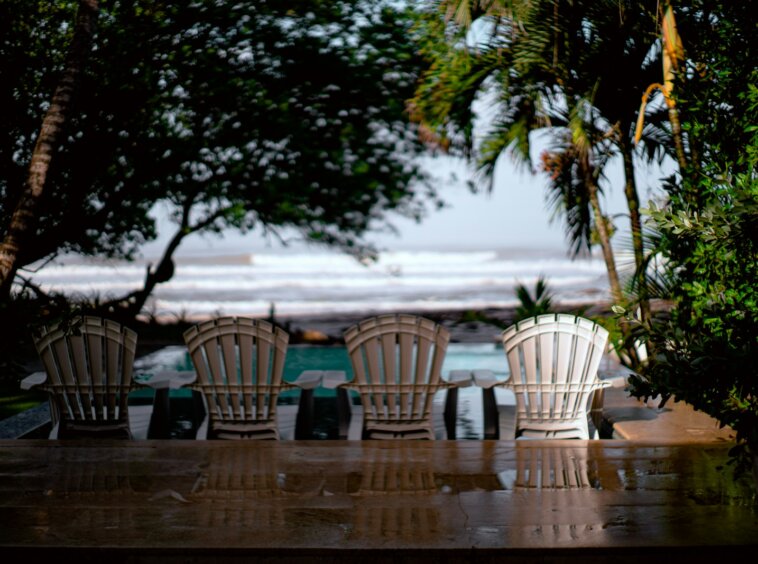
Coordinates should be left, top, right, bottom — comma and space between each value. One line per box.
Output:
183, 317, 289, 440
502, 314, 609, 440
343, 314, 450, 440
33, 316, 137, 439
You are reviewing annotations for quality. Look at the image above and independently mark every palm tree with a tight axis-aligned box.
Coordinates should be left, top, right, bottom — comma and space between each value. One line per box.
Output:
412, 0, 667, 312
514, 275, 554, 321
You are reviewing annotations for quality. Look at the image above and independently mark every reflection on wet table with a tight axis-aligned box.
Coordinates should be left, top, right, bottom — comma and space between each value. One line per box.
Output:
0, 440, 756, 560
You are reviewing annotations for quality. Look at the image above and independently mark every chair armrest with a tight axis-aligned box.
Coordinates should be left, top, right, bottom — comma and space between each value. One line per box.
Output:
598, 369, 634, 389
320, 371, 349, 390
446, 369, 504, 388
472, 369, 500, 389
290, 370, 323, 390
446, 370, 474, 387
133, 370, 197, 390
20, 371, 47, 391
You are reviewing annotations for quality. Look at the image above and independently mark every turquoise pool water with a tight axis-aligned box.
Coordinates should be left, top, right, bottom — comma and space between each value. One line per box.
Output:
133, 343, 512, 439
135, 343, 510, 395
283, 342, 509, 383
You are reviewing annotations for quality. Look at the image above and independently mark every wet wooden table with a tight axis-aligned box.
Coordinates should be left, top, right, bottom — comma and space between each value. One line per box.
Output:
0, 440, 756, 562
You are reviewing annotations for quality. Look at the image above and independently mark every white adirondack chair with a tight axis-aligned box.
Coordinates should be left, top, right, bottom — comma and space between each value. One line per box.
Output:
183, 317, 318, 440
338, 314, 453, 440
23, 316, 137, 439
498, 314, 611, 440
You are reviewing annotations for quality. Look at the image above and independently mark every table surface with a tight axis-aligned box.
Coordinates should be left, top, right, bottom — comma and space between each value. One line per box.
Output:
0, 439, 755, 559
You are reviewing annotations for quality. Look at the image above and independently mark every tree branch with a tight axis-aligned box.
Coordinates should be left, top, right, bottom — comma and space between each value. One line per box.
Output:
101, 199, 234, 319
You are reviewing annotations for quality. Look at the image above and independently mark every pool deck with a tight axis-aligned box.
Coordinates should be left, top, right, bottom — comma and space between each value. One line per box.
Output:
0, 439, 755, 562
0, 352, 749, 561
601, 386, 735, 443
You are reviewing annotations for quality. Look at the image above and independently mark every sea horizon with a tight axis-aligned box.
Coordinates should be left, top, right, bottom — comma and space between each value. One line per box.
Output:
22, 245, 616, 320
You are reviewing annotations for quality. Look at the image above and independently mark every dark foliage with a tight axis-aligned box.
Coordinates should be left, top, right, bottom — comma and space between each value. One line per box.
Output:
628, 1, 758, 467
0, 0, 436, 270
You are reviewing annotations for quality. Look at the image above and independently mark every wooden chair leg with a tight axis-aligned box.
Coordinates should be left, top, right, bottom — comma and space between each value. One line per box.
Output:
148, 389, 172, 440
443, 387, 459, 440
191, 390, 206, 431
482, 388, 499, 440
335, 388, 352, 440
294, 388, 315, 440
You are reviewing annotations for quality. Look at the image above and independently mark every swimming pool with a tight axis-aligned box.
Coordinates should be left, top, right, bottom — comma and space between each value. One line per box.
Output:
137, 343, 509, 382
134, 343, 513, 440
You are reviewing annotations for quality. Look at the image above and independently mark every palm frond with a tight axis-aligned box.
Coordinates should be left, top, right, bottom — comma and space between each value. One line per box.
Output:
411, 40, 507, 156
514, 275, 554, 321
477, 88, 542, 176
540, 130, 596, 257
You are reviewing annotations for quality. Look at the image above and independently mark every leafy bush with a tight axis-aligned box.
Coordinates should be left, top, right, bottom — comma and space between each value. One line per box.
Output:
633, 182, 758, 445
628, 3, 758, 469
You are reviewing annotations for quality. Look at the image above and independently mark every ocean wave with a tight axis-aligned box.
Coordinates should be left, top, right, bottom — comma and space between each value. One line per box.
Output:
32, 251, 605, 278
24, 247, 610, 317
31, 263, 604, 284
34, 275, 602, 301
151, 297, 524, 317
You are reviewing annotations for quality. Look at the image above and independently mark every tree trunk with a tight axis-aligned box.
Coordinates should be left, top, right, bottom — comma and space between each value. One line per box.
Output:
0, 0, 99, 298
620, 139, 644, 272
580, 156, 623, 304
582, 155, 642, 363
620, 137, 650, 323
668, 105, 688, 172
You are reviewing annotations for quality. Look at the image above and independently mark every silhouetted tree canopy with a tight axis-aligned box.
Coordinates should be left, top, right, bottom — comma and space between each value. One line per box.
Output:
0, 0, 436, 303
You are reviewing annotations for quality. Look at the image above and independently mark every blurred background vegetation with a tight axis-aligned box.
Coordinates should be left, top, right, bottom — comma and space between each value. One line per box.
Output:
0, 0, 756, 466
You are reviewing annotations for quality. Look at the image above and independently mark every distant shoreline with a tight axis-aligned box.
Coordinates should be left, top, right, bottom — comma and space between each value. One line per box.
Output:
133, 301, 617, 350
41, 244, 597, 266
27, 247, 611, 323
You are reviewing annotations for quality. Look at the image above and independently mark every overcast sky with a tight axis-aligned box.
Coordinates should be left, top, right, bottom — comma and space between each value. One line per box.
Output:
142, 146, 668, 258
